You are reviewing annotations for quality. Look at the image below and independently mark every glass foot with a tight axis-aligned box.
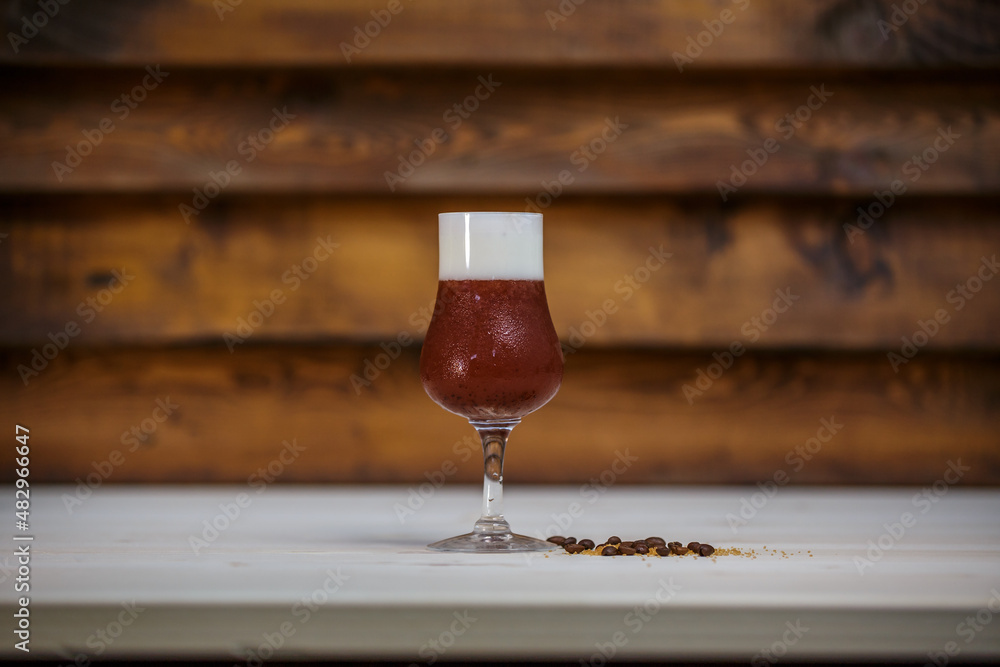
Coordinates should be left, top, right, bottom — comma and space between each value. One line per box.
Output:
428, 531, 558, 553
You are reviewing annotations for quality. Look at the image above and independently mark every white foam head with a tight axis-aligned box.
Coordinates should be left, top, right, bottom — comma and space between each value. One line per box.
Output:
438, 212, 543, 280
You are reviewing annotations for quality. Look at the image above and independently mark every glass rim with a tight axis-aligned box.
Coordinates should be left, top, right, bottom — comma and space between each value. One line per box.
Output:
438, 211, 542, 218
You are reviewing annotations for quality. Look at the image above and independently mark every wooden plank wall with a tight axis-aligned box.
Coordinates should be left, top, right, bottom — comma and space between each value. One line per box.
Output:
1, 0, 998, 485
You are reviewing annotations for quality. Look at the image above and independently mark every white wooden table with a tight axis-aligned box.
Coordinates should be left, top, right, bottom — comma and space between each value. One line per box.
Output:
2, 485, 998, 662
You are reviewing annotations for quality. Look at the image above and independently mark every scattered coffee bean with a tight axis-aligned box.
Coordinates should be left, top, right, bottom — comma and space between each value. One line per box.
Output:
552, 532, 721, 558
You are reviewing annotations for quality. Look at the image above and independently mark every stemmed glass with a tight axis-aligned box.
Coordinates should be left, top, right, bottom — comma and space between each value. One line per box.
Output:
419, 212, 563, 552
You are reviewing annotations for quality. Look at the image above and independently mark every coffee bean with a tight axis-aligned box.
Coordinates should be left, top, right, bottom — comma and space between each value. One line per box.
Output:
554, 532, 718, 558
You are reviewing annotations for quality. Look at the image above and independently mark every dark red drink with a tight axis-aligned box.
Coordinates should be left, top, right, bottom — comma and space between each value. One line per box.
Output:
420, 279, 563, 420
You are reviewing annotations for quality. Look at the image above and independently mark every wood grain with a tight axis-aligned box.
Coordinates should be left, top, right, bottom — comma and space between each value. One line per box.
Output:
1, 69, 998, 194
2, 0, 998, 67
2, 345, 997, 485
2, 195, 999, 348
2, 1, 998, 492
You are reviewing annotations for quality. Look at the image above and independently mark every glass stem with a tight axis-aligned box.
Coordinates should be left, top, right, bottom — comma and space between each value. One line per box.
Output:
469, 418, 520, 537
